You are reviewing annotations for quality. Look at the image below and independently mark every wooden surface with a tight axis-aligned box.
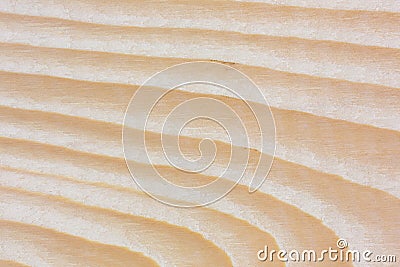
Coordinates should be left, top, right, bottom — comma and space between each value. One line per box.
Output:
0, 0, 399, 266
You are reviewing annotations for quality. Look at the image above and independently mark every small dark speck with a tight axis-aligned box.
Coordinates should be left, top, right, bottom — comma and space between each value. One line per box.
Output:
210, 59, 236, 65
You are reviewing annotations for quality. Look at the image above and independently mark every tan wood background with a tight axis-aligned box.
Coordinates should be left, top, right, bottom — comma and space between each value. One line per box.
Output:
0, 0, 399, 266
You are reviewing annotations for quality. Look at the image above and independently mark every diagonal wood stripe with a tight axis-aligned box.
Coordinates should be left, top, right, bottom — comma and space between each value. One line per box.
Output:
0, 186, 233, 266
0, 0, 399, 47
0, 220, 160, 267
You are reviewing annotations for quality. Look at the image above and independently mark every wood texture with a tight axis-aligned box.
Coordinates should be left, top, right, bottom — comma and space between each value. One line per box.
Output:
0, 0, 399, 266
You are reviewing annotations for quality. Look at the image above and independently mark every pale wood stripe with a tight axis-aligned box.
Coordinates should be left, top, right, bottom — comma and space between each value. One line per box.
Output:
1, 133, 398, 258
0, 43, 398, 125
0, 146, 348, 266
1, 69, 398, 132
0, 166, 284, 267
1, 83, 398, 197
0, 21, 399, 88
0, 220, 159, 267
1, 106, 398, 256
234, 0, 400, 12
0, 135, 398, 260
0, 1, 398, 47
0, 260, 30, 267
0, 186, 233, 266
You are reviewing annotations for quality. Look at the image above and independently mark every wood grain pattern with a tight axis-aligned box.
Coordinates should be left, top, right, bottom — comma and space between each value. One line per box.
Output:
0, 0, 399, 266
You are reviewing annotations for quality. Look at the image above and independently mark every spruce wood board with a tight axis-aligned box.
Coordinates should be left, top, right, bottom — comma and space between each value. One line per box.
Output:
0, 0, 399, 266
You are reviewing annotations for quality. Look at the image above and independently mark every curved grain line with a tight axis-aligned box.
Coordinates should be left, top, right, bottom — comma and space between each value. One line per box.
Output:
0, 166, 284, 267
0, 260, 30, 267
0, 11, 398, 50
0, 42, 398, 108
1, 87, 398, 197
1, 69, 399, 132
0, 134, 398, 262
0, 186, 233, 266
0, 166, 348, 266
0, 29, 398, 88
0, 220, 159, 267
232, 0, 400, 12
0, 0, 398, 47
1, 128, 399, 258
